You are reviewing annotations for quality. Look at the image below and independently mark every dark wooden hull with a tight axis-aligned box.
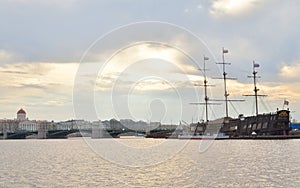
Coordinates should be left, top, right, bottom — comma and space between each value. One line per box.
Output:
222, 110, 291, 137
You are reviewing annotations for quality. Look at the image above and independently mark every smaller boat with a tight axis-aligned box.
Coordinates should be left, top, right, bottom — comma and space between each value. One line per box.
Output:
178, 133, 229, 140
178, 118, 229, 140
118, 132, 145, 139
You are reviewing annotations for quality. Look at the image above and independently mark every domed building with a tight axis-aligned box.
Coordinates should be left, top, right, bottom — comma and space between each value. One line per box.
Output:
17, 108, 27, 121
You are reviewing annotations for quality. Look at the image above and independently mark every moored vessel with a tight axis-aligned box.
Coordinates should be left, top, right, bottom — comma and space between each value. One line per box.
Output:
180, 49, 293, 140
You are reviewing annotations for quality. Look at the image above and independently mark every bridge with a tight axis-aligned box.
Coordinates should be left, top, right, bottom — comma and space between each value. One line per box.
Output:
0, 129, 79, 139
91, 127, 176, 139
0, 127, 177, 139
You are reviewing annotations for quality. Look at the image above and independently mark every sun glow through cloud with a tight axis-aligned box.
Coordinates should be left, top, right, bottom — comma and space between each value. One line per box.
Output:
211, 0, 259, 16
1, 0, 300, 122
95, 42, 196, 92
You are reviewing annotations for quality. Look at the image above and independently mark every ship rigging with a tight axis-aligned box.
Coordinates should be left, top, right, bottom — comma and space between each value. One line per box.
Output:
243, 61, 267, 116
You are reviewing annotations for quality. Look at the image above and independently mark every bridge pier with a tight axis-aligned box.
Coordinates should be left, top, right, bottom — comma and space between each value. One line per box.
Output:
38, 126, 48, 139
3, 129, 7, 139
92, 124, 104, 138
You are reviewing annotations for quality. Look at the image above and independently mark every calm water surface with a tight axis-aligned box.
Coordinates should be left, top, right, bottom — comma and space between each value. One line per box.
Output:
0, 138, 299, 188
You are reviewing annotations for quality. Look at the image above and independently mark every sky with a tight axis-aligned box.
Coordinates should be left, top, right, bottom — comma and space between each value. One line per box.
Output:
1, 0, 300, 123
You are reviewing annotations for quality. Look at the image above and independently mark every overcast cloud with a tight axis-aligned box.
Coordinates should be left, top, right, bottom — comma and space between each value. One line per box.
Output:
1, 0, 299, 122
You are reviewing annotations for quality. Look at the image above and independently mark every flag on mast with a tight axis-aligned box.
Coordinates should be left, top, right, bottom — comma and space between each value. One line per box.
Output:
204, 56, 209, 60
253, 63, 260, 68
223, 49, 228, 54
284, 100, 289, 106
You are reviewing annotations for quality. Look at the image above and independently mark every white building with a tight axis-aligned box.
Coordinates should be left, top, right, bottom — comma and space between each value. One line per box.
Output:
19, 120, 38, 131
17, 108, 27, 121
55, 120, 92, 130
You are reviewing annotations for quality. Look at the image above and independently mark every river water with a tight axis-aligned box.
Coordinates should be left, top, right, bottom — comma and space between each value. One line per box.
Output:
0, 138, 299, 188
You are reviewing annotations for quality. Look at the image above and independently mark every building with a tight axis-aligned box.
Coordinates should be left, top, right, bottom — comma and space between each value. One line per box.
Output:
18, 120, 53, 132
0, 119, 20, 133
17, 108, 27, 121
0, 108, 27, 133
55, 120, 91, 130
19, 120, 38, 131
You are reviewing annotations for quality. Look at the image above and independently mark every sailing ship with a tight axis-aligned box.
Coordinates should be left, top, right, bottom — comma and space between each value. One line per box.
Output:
179, 48, 291, 139
221, 60, 291, 138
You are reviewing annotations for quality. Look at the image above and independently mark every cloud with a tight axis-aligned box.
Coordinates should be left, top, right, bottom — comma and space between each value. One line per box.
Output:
4, 0, 79, 8
0, 62, 79, 120
0, 62, 78, 88
0, 49, 18, 63
1, 1, 300, 121
210, 0, 260, 16
279, 61, 300, 81
93, 42, 197, 92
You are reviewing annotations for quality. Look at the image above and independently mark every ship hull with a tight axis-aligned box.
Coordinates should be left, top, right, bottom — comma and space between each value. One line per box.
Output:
222, 110, 291, 137
184, 110, 292, 140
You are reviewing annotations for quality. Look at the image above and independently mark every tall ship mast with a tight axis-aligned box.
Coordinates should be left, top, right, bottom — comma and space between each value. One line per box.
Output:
243, 61, 267, 116
203, 56, 209, 122
190, 56, 220, 123
219, 48, 230, 118
214, 48, 244, 118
